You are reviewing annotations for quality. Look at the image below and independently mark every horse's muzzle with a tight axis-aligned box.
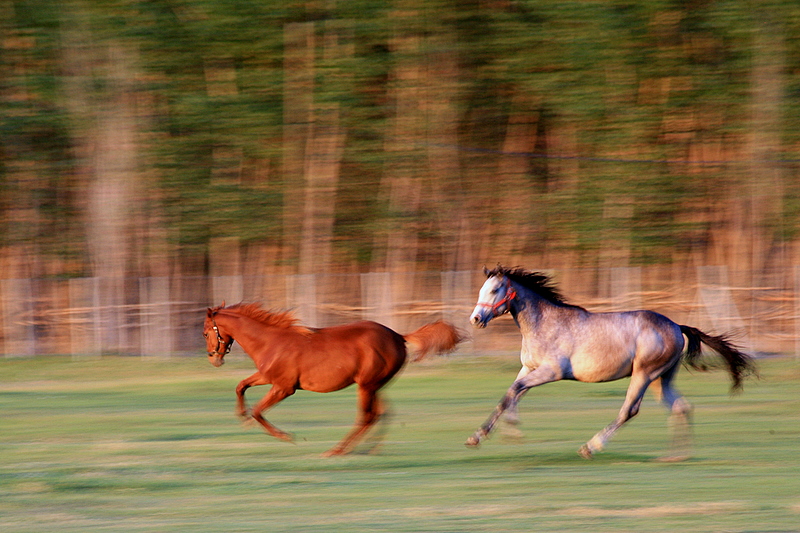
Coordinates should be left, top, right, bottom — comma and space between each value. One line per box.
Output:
208, 354, 225, 367
470, 313, 489, 329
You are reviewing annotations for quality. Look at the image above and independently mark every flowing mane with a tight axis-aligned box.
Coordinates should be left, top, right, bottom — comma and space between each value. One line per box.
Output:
486, 265, 585, 311
216, 303, 313, 335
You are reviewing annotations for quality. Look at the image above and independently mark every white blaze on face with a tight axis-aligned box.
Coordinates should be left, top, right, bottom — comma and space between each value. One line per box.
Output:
469, 276, 502, 328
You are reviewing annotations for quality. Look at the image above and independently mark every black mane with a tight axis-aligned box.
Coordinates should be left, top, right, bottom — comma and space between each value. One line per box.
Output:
485, 265, 585, 310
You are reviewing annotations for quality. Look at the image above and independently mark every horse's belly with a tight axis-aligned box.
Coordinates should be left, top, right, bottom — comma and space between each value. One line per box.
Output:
298, 370, 356, 392
570, 352, 634, 382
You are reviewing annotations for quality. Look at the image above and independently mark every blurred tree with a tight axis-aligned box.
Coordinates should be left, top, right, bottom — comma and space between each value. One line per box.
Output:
1, 0, 79, 278
1, 0, 799, 288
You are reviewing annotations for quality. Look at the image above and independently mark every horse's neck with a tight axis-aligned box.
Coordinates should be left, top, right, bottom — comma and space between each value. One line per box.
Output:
510, 288, 550, 331
512, 287, 586, 335
219, 313, 276, 356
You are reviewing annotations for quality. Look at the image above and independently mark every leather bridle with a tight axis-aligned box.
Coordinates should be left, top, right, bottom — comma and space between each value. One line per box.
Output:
208, 317, 232, 356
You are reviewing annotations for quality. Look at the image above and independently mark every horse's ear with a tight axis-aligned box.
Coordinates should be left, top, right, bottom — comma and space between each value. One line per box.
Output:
221, 300, 226, 308
207, 307, 214, 318
483, 266, 491, 277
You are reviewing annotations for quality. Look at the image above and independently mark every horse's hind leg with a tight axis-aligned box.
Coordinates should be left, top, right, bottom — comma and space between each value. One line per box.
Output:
652, 365, 693, 461
579, 371, 651, 458
360, 397, 393, 455
323, 386, 383, 457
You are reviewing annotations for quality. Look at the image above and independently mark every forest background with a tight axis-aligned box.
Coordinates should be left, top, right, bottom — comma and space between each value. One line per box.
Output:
3, 0, 800, 356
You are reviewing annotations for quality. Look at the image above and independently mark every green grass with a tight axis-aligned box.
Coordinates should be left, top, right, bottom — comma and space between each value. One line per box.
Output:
1, 354, 799, 532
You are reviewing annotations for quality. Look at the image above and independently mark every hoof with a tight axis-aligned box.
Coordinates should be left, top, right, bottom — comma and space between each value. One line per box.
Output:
578, 444, 594, 459
272, 431, 295, 443
465, 434, 482, 447
275, 433, 294, 444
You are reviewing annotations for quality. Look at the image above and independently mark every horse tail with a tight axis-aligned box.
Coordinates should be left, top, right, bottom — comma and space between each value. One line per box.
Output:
679, 325, 757, 393
403, 320, 464, 362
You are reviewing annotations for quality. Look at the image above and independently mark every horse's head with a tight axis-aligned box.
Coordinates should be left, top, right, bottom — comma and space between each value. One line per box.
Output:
469, 268, 517, 328
204, 304, 233, 367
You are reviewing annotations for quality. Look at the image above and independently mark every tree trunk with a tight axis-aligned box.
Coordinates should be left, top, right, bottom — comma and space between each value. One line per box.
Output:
298, 21, 350, 276
488, 94, 539, 267
381, 10, 424, 274
746, 14, 785, 282
423, 36, 468, 271
282, 22, 315, 270
299, 105, 345, 275
61, 2, 142, 353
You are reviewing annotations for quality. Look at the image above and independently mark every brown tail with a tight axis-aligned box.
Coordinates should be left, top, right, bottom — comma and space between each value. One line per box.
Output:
679, 325, 758, 393
404, 320, 464, 362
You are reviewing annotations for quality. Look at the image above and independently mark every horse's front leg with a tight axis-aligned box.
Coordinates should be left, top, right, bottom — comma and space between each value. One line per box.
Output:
250, 385, 296, 442
504, 365, 534, 426
235, 373, 269, 420
466, 365, 558, 447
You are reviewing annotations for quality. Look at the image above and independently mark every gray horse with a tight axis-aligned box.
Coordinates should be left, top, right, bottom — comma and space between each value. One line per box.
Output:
466, 266, 756, 459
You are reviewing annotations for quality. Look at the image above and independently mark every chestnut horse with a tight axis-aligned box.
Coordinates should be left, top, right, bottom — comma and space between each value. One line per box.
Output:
204, 302, 462, 456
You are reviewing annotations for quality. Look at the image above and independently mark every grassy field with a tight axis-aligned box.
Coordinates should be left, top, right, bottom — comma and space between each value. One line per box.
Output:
1, 353, 799, 532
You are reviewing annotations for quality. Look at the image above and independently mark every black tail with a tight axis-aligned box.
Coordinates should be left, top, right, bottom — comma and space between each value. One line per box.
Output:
679, 325, 757, 393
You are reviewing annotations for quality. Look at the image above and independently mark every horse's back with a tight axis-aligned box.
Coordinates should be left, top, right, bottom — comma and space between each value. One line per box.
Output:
317, 320, 405, 351
305, 321, 407, 387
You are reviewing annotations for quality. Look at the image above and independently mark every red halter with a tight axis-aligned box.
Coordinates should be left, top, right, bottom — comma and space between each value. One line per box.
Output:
477, 278, 517, 317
